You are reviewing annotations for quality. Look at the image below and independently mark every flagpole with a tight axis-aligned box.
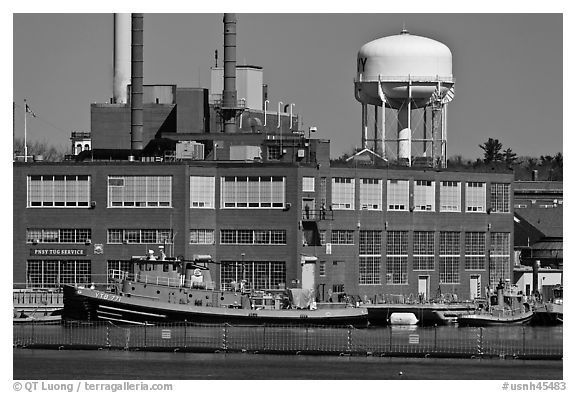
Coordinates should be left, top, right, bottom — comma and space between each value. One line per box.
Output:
24, 99, 28, 163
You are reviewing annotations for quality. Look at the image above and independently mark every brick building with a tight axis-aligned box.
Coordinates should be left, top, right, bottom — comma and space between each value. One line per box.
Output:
13, 148, 514, 302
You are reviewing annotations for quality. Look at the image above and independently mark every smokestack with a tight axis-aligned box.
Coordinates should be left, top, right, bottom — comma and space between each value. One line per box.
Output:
131, 13, 144, 151
223, 13, 238, 133
113, 13, 131, 104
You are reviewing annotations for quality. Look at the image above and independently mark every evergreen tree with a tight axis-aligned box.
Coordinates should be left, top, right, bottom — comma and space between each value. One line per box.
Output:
479, 138, 504, 163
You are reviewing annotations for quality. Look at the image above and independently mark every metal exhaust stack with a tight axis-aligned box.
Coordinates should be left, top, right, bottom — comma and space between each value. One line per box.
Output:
131, 13, 144, 152
113, 13, 131, 104
222, 13, 238, 133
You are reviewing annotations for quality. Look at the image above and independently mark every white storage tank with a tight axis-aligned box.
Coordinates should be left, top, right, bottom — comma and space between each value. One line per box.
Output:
356, 29, 453, 109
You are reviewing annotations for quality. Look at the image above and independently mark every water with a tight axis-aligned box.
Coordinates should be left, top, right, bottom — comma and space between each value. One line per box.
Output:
13, 348, 562, 380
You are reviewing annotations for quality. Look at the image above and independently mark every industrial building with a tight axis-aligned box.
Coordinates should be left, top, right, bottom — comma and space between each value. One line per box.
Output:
13, 14, 515, 302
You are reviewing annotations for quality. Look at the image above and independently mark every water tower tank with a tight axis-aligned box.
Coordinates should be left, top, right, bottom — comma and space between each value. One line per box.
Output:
356, 30, 453, 109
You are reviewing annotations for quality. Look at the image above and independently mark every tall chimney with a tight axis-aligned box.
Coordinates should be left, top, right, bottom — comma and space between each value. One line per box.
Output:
113, 13, 131, 104
131, 13, 144, 152
222, 13, 238, 133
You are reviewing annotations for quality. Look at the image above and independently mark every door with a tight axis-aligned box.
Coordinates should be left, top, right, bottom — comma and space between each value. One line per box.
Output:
470, 275, 481, 300
302, 197, 315, 219
418, 275, 429, 301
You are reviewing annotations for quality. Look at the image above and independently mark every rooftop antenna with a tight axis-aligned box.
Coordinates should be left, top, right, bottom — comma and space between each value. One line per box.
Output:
401, 22, 409, 34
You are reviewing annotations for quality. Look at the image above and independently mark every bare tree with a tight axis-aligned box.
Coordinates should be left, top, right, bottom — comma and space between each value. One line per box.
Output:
13, 138, 66, 162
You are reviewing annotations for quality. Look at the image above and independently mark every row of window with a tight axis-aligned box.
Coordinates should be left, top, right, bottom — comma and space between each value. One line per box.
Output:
356, 231, 510, 285
357, 254, 510, 286
329, 178, 510, 213
26, 260, 286, 291
26, 229, 91, 244
26, 175, 510, 214
25, 255, 508, 289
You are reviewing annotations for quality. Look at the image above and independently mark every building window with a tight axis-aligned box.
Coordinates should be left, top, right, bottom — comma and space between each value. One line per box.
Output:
267, 145, 281, 160
27, 175, 90, 208
107, 229, 173, 244
440, 181, 461, 212
413, 231, 435, 271
190, 176, 215, 208
387, 180, 409, 211
359, 256, 381, 285
331, 178, 355, 210
26, 229, 91, 244
220, 261, 285, 291
413, 180, 435, 211
26, 260, 91, 288
221, 176, 285, 208
359, 230, 382, 255
490, 183, 510, 213
465, 232, 485, 270
360, 178, 382, 210
319, 230, 327, 245
490, 232, 511, 286
219, 229, 286, 245
465, 182, 486, 212
319, 261, 326, 277
331, 230, 354, 245
386, 231, 408, 284
440, 232, 460, 284
302, 177, 315, 192
319, 177, 327, 205
108, 176, 172, 208
190, 229, 215, 244
107, 260, 133, 282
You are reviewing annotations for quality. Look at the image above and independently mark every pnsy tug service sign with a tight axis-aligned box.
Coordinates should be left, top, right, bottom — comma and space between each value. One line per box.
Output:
30, 249, 86, 256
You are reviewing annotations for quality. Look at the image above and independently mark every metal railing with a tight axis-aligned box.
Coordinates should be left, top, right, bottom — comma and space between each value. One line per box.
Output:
13, 322, 562, 360
108, 270, 215, 290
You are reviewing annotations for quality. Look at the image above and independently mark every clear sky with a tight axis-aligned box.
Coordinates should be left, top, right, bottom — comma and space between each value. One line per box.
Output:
12, 12, 563, 160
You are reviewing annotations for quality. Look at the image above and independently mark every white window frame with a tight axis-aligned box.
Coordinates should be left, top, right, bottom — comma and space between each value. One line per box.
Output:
465, 182, 486, 213
440, 181, 461, 212
465, 232, 486, 271
220, 176, 286, 209
27, 175, 91, 208
490, 183, 511, 213
107, 176, 172, 208
413, 180, 435, 212
387, 180, 409, 211
190, 229, 215, 245
360, 178, 382, 211
302, 177, 315, 192
385, 231, 408, 285
331, 177, 355, 210
413, 231, 435, 271
439, 232, 460, 284
190, 176, 215, 209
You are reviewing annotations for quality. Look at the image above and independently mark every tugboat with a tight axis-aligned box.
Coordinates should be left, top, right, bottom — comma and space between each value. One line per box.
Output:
63, 247, 368, 327
533, 285, 563, 325
457, 279, 533, 327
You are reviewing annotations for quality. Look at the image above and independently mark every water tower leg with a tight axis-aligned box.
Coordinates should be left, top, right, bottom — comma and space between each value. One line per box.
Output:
361, 103, 368, 150
374, 105, 379, 155
380, 100, 386, 159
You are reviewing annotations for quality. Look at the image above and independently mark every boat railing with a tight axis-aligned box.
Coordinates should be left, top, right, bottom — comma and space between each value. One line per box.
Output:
110, 270, 215, 291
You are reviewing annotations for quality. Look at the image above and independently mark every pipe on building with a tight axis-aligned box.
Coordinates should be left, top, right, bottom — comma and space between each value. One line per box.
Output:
113, 13, 131, 104
130, 13, 144, 151
223, 13, 238, 133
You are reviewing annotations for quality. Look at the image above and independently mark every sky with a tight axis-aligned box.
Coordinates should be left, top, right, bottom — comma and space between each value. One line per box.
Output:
12, 12, 564, 160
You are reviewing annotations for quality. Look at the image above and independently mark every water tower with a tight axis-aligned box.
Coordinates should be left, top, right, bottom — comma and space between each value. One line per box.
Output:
354, 29, 454, 167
